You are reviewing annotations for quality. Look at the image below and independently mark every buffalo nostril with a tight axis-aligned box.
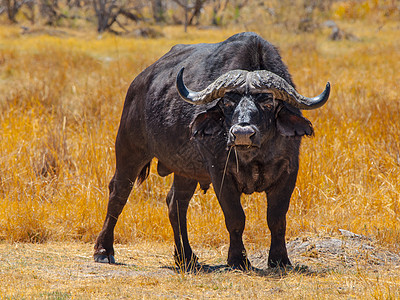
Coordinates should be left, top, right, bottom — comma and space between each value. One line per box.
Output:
231, 125, 256, 145
232, 126, 255, 137
248, 129, 256, 138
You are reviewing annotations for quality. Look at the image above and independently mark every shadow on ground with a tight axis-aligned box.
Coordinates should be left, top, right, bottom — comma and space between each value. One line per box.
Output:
163, 262, 315, 278
158, 231, 400, 277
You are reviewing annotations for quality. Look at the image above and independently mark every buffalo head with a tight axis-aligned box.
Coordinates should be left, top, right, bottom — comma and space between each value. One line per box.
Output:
176, 68, 330, 151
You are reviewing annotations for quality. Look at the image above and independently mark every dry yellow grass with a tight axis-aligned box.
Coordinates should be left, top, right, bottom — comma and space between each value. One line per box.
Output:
1, 240, 399, 299
0, 14, 399, 298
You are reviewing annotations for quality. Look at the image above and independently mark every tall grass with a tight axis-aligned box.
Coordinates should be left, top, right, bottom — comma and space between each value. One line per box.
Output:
0, 21, 399, 253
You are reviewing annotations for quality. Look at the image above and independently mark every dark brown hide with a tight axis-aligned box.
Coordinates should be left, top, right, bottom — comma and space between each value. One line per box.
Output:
94, 32, 329, 270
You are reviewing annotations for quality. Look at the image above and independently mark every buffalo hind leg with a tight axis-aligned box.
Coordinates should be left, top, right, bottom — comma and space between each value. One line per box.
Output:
166, 174, 198, 271
94, 160, 150, 263
265, 172, 297, 268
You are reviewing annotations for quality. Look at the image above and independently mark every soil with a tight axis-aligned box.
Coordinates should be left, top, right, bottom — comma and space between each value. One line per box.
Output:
2, 230, 399, 280
250, 230, 400, 273
2, 231, 400, 299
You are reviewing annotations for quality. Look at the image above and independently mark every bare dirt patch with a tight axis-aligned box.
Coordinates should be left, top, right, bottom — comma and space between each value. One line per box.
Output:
251, 231, 400, 273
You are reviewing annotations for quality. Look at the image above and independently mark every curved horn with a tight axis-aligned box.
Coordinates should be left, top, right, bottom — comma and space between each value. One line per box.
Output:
176, 67, 248, 105
248, 70, 330, 110
177, 68, 330, 109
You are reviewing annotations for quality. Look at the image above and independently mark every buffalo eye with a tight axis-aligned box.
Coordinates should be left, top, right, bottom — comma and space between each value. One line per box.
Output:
255, 93, 274, 110
223, 97, 235, 108
222, 93, 241, 108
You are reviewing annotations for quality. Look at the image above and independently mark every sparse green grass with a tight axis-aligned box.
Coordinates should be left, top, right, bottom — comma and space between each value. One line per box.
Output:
0, 14, 399, 298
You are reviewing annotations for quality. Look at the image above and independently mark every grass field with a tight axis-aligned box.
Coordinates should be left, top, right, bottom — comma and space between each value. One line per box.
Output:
1, 15, 400, 298
1, 239, 399, 299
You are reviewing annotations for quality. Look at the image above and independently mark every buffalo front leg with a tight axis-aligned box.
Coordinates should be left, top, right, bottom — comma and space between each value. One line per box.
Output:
166, 175, 198, 271
213, 177, 250, 270
94, 173, 133, 263
265, 172, 297, 268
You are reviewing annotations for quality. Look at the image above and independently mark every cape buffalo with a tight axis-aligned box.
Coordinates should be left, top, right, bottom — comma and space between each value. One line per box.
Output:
94, 32, 330, 270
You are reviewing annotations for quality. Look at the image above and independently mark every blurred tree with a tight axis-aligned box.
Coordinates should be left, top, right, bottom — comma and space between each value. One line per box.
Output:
1, 0, 398, 34
22, 0, 35, 24
172, 0, 208, 31
93, 0, 117, 32
66, 0, 84, 8
2, 0, 33, 22
232, 0, 248, 23
40, 0, 66, 25
188, 0, 206, 25
151, 0, 164, 22
93, 0, 142, 33
211, 0, 229, 26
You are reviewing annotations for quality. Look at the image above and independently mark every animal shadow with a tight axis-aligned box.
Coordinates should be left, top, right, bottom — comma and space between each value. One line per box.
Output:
162, 262, 315, 277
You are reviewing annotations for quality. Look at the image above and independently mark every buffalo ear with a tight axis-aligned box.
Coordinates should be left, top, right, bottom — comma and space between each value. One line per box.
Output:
190, 105, 224, 137
276, 106, 314, 137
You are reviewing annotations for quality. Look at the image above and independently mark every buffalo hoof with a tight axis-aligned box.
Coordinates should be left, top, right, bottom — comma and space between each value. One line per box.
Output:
268, 258, 291, 269
174, 254, 200, 272
228, 257, 252, 271
94, 249, 115, 264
